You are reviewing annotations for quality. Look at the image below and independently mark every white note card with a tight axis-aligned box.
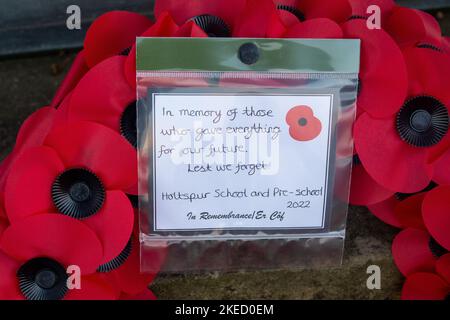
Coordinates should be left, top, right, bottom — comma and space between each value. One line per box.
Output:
151, 92, 334, 231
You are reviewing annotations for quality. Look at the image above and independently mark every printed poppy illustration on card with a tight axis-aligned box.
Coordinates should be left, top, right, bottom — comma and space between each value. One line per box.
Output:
285, 105, 322, 141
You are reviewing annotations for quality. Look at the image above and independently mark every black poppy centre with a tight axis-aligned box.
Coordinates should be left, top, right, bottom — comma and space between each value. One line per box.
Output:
52, 168, 105, 219
17, 257, 68, 300
298, 117, 308, 126
192, 14, 231, 37
120, 101, 138, 148
396, 96, 449, 147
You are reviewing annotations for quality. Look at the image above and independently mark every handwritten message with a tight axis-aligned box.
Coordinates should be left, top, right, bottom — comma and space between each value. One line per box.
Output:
151, 93, 333, 231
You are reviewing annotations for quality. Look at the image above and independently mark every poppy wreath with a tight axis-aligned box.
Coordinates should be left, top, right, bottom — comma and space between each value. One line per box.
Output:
0, 0, 449, 300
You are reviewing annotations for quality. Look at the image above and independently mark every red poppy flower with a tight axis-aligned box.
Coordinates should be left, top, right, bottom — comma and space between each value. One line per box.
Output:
385, 6, 444, 50
154, 0, 246, 34
403, 46, 450, 163
354, 111, 432, 194
83, 11, 153, 68
349, 155, 394, 206
342, 19, 408, 118
68, 56, 137, 148
0, 214, 118, 300
285, 105, 322, 141
4, 121, 136, 265
402, 254, 450, 300
50, 51, 89, 108
422, 186, 450, 251
354, 45, 450, 194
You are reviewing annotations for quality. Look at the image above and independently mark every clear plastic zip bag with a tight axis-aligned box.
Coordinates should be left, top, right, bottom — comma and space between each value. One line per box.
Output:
136, 38, 360, 272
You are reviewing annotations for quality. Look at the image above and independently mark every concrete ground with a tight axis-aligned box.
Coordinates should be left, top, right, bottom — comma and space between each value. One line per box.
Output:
0, 10, 448, 299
